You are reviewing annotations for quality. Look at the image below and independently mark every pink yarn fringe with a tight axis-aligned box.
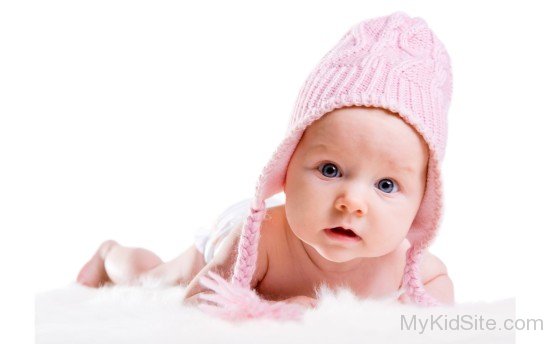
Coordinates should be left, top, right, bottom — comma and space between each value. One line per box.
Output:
198, 271, 307, 322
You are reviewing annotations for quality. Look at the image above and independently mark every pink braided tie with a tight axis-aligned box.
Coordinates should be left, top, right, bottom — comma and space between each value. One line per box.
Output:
402, 246, 441, 307
231, 200, 266, 288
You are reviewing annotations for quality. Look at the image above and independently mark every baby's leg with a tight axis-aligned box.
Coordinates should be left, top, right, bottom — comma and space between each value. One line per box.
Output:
76, 240, 206, 287
139, 245, 206, 286
77, 240, 162, 287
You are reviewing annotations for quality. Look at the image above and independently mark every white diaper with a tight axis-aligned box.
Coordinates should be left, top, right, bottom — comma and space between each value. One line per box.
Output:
194, 194, 285, 264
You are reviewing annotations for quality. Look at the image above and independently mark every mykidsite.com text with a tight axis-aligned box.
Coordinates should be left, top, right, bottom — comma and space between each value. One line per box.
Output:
401, 314, 543, 334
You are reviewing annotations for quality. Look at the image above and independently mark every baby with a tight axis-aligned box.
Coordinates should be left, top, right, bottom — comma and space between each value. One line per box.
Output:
77, 12, 454, 316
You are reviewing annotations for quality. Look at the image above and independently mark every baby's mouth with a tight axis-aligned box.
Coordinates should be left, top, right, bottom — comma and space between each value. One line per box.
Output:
326, 227, 361, 240
330, 227, 357, 237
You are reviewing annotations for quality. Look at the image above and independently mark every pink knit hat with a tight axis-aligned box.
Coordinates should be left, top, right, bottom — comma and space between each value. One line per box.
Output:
199, 11, 453, 320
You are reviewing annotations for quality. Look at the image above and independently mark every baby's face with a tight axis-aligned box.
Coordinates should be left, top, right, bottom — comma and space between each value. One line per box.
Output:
283, 106, 429, 263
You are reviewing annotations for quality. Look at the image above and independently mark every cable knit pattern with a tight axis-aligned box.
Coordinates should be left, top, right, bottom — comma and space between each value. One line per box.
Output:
199, 11, 453, 321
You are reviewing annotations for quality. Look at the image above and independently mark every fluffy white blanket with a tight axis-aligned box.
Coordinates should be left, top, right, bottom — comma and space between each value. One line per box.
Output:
36, 284, 515, 343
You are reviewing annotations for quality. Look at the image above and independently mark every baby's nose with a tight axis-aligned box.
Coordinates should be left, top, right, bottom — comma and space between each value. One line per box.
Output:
335, 196, 368, 216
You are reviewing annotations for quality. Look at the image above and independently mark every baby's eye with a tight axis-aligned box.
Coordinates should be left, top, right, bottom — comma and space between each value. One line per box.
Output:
376, 178, 399, 193
318, 163, 341, 178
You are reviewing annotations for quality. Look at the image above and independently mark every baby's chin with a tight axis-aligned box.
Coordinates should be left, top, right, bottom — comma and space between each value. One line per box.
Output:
307, 241, 364, 262
292, 228, 396, 261
312, 240, 398, 262
317, 249, 378, 262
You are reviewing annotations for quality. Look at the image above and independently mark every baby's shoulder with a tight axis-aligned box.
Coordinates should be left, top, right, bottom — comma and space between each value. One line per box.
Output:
256, 204, 292, 267
258, 204, 287, 250
396, 240, 449, 288
243, 204, 286, 286
418, 251, 449, 284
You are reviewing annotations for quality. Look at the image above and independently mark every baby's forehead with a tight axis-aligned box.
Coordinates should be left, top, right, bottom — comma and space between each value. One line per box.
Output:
300, 107, 429, 167
303, 107, 413, 144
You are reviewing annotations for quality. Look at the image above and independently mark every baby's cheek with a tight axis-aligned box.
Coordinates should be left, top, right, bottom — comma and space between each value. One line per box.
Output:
386, 214, 411, 237
370, 225, 407, 255
288, 185, 321, 215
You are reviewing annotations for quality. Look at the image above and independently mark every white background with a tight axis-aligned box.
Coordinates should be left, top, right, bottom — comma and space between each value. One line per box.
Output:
1, 0, 549, 342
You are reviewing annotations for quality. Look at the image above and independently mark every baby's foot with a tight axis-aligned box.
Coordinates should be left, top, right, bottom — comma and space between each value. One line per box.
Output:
76, 240, 118, 287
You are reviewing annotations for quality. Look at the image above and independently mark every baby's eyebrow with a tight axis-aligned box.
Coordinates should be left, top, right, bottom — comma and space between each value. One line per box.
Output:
307, 143, 341, 157
308, 143, 331, 153
388, 161, 416, 174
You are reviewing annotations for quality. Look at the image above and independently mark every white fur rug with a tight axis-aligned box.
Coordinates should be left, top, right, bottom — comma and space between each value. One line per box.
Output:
36, 284, 515, 344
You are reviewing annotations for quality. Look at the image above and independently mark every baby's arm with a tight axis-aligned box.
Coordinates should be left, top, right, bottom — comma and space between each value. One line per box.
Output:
399, 251, 454, 305
183, 216, 317, 310
183, 220, 268, 304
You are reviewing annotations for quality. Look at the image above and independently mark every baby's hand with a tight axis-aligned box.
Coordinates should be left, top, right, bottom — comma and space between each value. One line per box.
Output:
283, 295, 318, 309
398, 292, 412, 305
